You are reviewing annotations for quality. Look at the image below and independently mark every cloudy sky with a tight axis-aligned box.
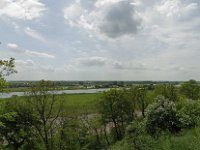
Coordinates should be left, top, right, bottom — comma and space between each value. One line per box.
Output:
1, 0, 200, 81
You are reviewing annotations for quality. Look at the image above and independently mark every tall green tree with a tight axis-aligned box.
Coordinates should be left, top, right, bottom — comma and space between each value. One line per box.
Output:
0, 58, 34, 150
27, 80, 64, 150
130, 86, 147, 118
99, 89, 134, 141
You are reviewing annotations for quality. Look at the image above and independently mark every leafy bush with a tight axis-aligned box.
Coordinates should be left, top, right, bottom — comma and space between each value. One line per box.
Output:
179, 100, 200, 125
145, 96, 194, 135
125, 121, 172, 150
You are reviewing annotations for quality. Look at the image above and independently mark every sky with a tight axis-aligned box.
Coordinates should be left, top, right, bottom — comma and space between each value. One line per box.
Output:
0, 0, 200, 81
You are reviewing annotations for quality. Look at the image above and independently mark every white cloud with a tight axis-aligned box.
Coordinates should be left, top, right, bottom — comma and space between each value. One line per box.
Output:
112, 61, 147, 70
25, 50, 55, 58
10, 59, 57, 80
63, 0, 83, 26
156, 0, 199, 18
7, 43, 55, 59
76, 56, 107, 67
7, 43, 25, 53
69, 56, 150, 71
63, 1, 94, 30
3, 0, 200, 80
15, 59, 55, 72
0, 0, 46, 20
156, 0, 181, 17
16, 59, 35, 66
63, 0, 141, 38
24, 27, 46, 42
7, 43, 18, 49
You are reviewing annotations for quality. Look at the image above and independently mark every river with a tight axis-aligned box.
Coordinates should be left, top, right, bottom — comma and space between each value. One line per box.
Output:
0, 88, 109, 99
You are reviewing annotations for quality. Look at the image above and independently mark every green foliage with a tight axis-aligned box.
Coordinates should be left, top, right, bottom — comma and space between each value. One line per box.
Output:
179, 80, 200, 100
129, 86, 148, 117
122, 123, 200, 150
2, 79, 200, 150
0, 111, 37, 150
57, 114, 105, 150
27, 80, 65, 150
0, 78, 8, 93
58, 117, 89, 150
63, 93, 102, 115
109, 138, 130, 150
125, 121, 173, 150
0, 97, 43, 150
99, 89, 134, 141
0, 93, 102, 116
145, 96, 194, 135
179, 99, 200, 125
0, 58, 16, 93
154, 84, 178, 101
0, 57, 16, 77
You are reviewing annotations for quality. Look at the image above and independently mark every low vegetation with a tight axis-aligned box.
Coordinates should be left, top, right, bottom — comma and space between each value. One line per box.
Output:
1, 58, 200, 150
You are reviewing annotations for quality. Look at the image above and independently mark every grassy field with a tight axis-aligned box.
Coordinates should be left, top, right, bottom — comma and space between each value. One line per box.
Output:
60, 93, 102, 115
0, 93, 103, 115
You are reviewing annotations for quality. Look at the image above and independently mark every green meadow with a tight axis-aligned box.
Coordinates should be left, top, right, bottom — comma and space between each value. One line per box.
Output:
0, 93, 103, 115
60, 93, 102, 115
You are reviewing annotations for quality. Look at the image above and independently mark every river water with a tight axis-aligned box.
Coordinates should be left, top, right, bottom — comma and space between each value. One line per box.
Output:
0, 88, 109, 99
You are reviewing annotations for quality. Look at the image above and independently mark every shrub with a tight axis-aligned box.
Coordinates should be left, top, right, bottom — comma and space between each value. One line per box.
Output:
145, 96, 194, 135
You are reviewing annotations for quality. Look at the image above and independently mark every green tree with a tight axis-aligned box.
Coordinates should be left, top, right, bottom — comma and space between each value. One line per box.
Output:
0, 112, 28, 150
27, 80, 64, 150
180, 80, 200, 100
136, 86, 147, 118
0, 58, 16, 92
58, 115, 95, 150
0, 95, 43, 150
154, 84, 178, 101
129, 86, 147, 118
99, 89, 134, 141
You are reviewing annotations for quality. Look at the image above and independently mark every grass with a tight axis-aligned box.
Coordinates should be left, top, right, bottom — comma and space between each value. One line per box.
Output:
0, 93, 103, 116
110, 124, 200, 150
60, 93, 102, 115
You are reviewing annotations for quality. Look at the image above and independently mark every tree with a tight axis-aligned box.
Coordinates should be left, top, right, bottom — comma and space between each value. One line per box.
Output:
0, 58, 16, 92
58, 115, 99, 150
0, 58, 25, 149
0, 95, 42, 150
0, 112, 24, 150
98, 89, 134, 141
27, 80, 64, 150
0, 57, 16, 77
154, 84, 178, 101
136, 86, 147, 118
180, 80, 200, 100
130, 86, 147, 118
